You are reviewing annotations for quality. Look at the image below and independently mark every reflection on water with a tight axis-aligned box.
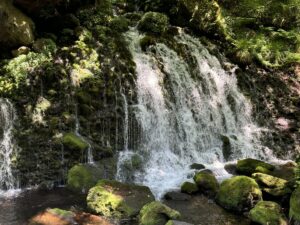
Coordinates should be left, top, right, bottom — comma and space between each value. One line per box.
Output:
0, 188, 85, 225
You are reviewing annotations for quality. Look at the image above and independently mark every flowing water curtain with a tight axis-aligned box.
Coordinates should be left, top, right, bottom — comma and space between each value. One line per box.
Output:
0, 98, 18, 190
117, 28, 270, 198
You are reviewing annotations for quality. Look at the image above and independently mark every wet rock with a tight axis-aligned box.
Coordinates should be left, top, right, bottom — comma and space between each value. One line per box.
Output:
252, 173, 292, 197
139, 201, 181, 225
290, 186, 300, 223
224, 163, 237, 175
181, 182, 199, 194
166, 220, 194, 225
189, 163, 205, 170
216, 176, 262, 212
193, 171, 219, 197
249, 201, 288, 225
164, 191, 192, 201
138, 12, 169, 34
87, 180, 155, 219
67, 159, 116, 193
29, 208, 113, 225
62, 133, 89, 151
237, 158, 275, 175
270, 161, 297, 181
0, 0, 35, 48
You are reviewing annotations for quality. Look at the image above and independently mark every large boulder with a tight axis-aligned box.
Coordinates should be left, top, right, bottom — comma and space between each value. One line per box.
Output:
87, 180, 155, 219
249, 201, 288, 225
138, 12, 169, 34
0, 0, 34, 48
237, 158, 275, 176
252, 173, 292, 197
139, 201, 181, 225
67, 158, 116, 193
193, 171, 219, 197
290, 186, 300, 223
216, 176, 262, 212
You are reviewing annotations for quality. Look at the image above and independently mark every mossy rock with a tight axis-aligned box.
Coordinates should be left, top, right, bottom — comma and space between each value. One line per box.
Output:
249, 201, 288, 225
62, 133, 89, 151
0, 0, 35, 48
139, 201, 181, 225
109, 16, 129, 33
87, 179, 155, 219
290, 186, 300, 222
67, 159, 116, 193
140, 36, 156, 51
193, 171, 219, 197
216, 176, 262, 212
181, 181, 199, 194
252, 173, 292, 197
138, 12, 169, 34
237, 158, 275, 175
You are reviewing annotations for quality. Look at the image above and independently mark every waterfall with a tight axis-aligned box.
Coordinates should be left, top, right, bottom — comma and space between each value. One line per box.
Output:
0, 99, 18, 191
74, 104, 94, 164
117, 28, 269, 198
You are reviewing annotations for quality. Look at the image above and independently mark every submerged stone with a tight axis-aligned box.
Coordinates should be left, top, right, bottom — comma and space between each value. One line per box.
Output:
216, 176, 262, 212
249, 201, 288, 225
237, 158, 275, 175
139, 201, 181, 225
87, 179, 155, 219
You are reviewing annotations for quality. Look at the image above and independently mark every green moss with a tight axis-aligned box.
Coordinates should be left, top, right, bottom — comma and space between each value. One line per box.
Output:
109, 16, 129, 33
181, 181, 199, 194
193, 171, 219, 196
47, 208, 75, 219
138, 12, 169, 34
290, 186, 300, 222
62, 133, 88, 151
87, 179, 155, 219
32, 38, 57, 54
67, 164, 95, 193
140, 36, 156, 51
255, 166, 271, 174
237, 158, 275, 175
216, 176, 262, 212
249, 201, 288, 225
139, 201, 181, 225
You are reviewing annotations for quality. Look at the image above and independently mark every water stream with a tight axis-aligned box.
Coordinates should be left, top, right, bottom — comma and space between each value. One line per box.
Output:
117, 28, 270, 198
0, 98, 19, 195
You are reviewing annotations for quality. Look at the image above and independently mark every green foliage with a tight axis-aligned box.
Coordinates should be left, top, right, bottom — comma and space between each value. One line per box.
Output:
0, 52, 52, 95
138, 12, 169, 34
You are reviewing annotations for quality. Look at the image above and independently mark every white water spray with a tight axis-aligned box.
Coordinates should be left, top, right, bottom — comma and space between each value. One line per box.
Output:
0, 99, 18, 191
117, 28, 270, 198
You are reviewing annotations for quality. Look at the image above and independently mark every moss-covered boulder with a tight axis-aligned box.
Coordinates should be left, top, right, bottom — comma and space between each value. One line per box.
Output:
139, 201, 181, 225
0, 0, 34, 48
290, 186, 300, 223
216, 176, 262, 212
138, 12, 169, 34
181, 182, 199, 194
62, 133, 89, 151
249, 201, 288, 225
252, 173, 292, 197
237, 158, 275, 175
193, 171, 219, 197
67, 159, 116, 193
87, 180, 155, 219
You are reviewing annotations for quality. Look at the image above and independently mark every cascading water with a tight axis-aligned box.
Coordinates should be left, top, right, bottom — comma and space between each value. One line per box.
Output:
74, 104, 94, 164
0, 99, 18, 191
117, 28, 270, 198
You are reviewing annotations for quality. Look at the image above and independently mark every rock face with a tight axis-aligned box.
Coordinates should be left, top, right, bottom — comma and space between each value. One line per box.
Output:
216, 176, 262, 212
193, 171, 219, 197
67, 158, 116, 193
237, 159, 275, 175
249, 201, 288, 225
0, 0, 34, 48
139, 201, 181, 225
87, 180, 155, 219
252, 173, 291, 197
290, 186, 300, 223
